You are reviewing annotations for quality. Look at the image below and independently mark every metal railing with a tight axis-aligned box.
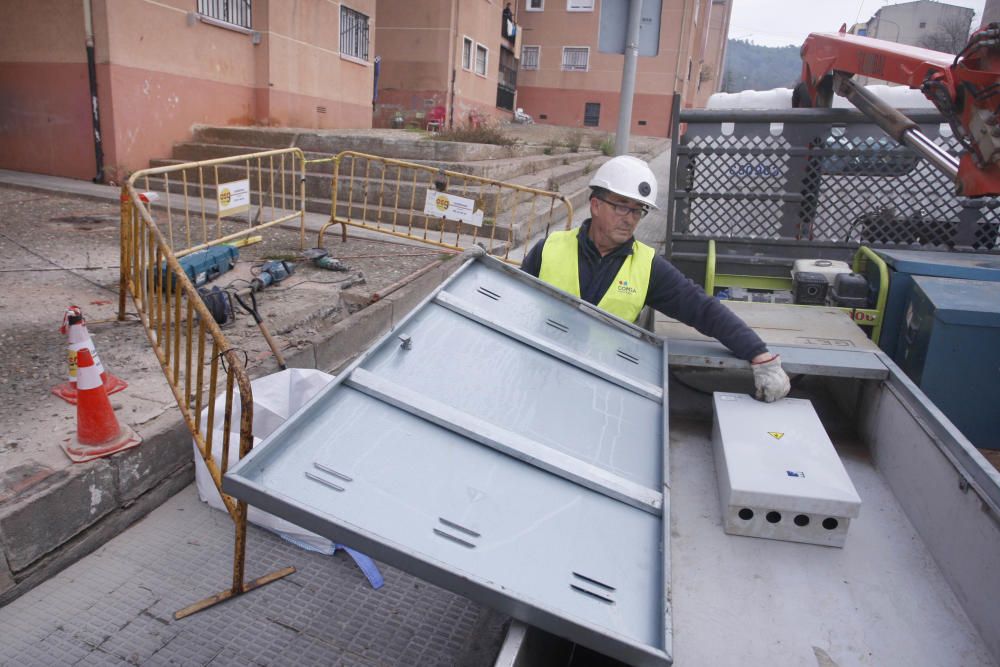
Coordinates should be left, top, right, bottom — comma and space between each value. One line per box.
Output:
124, 148, 306, 259
316, 151, 573, 262
666, 107, 1000, 282
118, 148, 307, 618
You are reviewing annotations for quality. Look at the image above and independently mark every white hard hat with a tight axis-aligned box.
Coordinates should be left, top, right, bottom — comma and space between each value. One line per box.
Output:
588, 155, 659, 210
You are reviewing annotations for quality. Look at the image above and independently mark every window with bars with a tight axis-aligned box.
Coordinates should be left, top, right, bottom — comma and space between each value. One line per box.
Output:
521, 45, 540, 70
498, 47, 517, 90
562, 47, 589, 71
198, 0, 252, 29
340, 6, 370, 61
526, 0, 544, 10
497, 47, 517, 110
475, 44, 489, 76
463, 37, 473, 70
584, 102, 600, 127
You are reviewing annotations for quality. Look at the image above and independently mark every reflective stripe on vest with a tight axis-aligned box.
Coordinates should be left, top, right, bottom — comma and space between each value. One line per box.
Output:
537, 228, 654, 322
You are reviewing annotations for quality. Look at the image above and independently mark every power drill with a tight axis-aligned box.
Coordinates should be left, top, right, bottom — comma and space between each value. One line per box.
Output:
251, 260, 295, 291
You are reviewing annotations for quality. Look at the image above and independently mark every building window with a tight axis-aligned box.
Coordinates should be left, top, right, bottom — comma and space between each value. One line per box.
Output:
197, 0, 252, 29
497, 47, 517, 110
919, 21, 927, 28
340, 6, 370, 61
475, 43, 489, 76
562, 47, 589, 71
567, 0, 594, 10
521, 45, 540, 70
526, 0, 544, 11
584, 102, 600, 127
462, 36, 474, 70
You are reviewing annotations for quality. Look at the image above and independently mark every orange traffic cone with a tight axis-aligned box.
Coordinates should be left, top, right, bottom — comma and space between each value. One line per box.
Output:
60, 349, 141, 463
52, 306, 127, 404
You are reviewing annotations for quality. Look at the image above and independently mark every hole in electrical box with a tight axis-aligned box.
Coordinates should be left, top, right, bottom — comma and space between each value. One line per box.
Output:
738, 508, 754, 521
765, 511, 781, 524
822, 518, 839, 530
794, 514, 810, 527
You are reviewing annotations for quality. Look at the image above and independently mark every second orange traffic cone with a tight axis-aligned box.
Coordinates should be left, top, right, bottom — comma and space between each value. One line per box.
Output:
60, 349, 141, 463
52, 305, 127, 404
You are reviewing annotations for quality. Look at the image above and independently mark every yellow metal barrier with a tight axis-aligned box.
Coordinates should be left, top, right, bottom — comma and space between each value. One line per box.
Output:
316, 151, 574, 262
125, 148, 307, 258
118, 148, 307, 619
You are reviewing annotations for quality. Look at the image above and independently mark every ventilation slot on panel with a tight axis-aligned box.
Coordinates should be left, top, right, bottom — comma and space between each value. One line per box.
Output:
616, 349, 640, 364
570, 571, 616, 604
433, 517, 481, 549
545, 319, 569, 333
305, 462, 353, 492
476, 286, 501, 301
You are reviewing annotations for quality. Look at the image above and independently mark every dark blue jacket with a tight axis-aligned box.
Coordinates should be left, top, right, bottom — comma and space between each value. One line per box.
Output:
521, 220, 768, 361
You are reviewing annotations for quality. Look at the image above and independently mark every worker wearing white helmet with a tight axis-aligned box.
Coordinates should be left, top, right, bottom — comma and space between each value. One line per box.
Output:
522, 155, 790, 402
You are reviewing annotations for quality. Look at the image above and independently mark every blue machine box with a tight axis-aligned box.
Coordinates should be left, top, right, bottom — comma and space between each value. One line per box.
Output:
868, 250, 1000, 360
896, 276, 1000, 450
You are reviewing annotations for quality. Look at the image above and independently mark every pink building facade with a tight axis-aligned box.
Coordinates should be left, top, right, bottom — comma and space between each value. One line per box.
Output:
1, 0, 376, 181
373, 0, 519, 129
515, 0, 731, 137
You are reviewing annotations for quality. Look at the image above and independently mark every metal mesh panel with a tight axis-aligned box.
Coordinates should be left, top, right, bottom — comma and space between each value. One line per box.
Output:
670, 110, 1000, 254
688, 196, 784, 238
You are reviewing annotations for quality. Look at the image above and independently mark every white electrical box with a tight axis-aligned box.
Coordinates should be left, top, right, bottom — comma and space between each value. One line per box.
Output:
712, 392, 861, 548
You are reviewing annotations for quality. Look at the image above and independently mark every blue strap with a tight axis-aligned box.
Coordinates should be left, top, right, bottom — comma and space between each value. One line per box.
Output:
336, 544, 384, 589
276, 532, 384, 590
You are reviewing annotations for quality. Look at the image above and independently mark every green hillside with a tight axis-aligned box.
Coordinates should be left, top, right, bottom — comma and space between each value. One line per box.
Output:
722, 39, 801, 92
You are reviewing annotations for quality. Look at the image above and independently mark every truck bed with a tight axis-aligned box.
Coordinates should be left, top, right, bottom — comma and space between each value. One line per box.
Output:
668, 416, 993, 666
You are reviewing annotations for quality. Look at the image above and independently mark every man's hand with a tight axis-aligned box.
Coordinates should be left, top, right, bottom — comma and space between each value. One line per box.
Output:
751, 353, 791, 402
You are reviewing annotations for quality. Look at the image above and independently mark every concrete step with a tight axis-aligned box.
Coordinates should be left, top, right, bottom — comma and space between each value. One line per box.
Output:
166, 141, 603, 182
190, 125, 550, 162
148, 154, 605, 217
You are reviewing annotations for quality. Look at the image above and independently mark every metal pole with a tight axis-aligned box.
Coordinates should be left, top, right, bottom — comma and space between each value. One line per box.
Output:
834, 74, 959, 181
614, 0, 642, 156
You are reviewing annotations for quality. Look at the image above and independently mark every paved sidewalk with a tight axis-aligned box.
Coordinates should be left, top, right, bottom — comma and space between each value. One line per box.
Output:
0, 483, 504, 666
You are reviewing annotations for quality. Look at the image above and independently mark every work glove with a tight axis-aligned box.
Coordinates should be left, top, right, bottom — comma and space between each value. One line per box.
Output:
751, 354, 791, 403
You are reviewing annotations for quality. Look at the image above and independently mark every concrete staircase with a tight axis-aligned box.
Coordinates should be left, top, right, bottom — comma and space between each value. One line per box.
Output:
145, 125, 668, 253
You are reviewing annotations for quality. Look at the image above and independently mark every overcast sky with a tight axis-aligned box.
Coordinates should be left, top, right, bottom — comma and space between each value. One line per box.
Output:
728, 0, 987, 47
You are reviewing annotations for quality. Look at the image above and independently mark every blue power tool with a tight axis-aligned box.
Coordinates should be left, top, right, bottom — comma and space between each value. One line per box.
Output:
251, 260, 295, 291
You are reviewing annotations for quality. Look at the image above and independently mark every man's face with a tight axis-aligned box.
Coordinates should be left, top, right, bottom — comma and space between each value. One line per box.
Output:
588, 191, 646, 252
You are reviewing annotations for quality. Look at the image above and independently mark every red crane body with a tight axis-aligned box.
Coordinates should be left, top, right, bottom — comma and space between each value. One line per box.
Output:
798, 26, 1000, 197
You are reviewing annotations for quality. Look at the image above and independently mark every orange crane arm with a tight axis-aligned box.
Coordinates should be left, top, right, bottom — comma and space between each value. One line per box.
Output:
798, 26, 1000, 197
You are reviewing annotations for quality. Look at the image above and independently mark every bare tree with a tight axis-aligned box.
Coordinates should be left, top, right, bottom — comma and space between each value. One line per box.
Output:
918, 15, 973, 54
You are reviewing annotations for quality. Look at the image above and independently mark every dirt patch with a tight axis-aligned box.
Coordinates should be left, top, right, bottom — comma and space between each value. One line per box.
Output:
0, 184, 452, 468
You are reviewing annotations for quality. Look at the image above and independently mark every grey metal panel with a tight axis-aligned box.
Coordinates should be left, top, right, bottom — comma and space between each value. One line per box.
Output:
876, 351, 1000, 513
667, 339, 890, 379
346, 368, 663, 514
598, 0, 662, 56
859, 362, 1000, 663
225, 255, 671, 666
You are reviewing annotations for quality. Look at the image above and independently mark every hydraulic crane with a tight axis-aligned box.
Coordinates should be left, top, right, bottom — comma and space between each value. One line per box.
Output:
796, 23, 1000, 197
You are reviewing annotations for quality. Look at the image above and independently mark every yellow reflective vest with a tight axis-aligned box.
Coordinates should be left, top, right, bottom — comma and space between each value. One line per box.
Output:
537, 227, 654, 322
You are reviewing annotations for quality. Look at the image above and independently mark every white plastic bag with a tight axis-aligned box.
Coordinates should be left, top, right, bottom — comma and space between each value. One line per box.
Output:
193, 368, 338, 554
